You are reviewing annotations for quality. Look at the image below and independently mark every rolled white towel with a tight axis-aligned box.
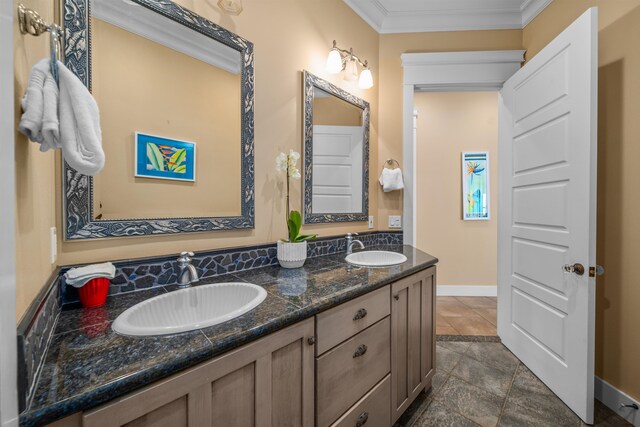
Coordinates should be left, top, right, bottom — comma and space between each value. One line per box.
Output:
65, 262, 115, 288
57, 60, 105, 176
19, 58, 60, 150
379, 167, 404, 192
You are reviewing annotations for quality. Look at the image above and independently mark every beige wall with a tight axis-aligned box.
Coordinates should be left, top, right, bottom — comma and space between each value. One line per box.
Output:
14, 0, 58, 320
377, 30, 523, 230
14, 0, 381, 320
414, 92, 498, 287
523, 0, 640, 401
91, 19, 241, 219
313, 96, 363, 126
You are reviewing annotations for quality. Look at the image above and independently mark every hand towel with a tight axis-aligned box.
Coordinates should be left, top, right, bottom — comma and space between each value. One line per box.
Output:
65, 262, 116, 288
57, 60, 105, 176
379, 167, 404, 192
18, 59, 60, 151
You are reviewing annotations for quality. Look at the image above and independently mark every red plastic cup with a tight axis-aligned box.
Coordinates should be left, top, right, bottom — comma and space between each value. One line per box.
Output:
77, 277, 110, 308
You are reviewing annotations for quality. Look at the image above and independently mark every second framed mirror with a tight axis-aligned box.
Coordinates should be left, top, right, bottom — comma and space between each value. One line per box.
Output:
302, 71, 369, 224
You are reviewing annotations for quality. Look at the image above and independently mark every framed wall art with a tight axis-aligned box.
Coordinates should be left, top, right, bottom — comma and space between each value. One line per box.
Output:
462, 151, 490, 220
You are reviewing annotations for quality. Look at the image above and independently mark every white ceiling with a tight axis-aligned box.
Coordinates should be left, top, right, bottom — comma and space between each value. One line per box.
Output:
343, 0, 552, 33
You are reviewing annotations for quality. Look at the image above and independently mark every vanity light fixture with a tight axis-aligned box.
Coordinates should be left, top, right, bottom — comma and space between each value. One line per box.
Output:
325, 40, 373, 89
218, 0, 243, 15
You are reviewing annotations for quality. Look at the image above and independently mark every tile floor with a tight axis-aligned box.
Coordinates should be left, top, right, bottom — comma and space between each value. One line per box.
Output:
436, 296, 497, 336
394, 341, 631, 427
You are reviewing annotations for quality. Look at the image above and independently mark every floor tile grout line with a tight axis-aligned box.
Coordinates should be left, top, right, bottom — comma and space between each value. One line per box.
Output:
471, 307, 497, 327
496, 361, 521, 425
438, 316, 464, 335
452, 296, 497, 310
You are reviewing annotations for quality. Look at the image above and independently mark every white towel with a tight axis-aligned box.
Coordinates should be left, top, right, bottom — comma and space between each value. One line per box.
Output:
18, 59, 60, 151
65, 262, 116, 288
379, 167, 404, 192
58, 60, 105, 176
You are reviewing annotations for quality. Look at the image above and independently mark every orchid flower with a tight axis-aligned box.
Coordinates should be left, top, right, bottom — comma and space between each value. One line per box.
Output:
275, 150, 316, 243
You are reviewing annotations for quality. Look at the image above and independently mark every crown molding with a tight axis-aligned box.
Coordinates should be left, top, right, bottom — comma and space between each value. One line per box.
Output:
342, 0, 385, 32
521, 0, 553, 27
344, 0, 553, 33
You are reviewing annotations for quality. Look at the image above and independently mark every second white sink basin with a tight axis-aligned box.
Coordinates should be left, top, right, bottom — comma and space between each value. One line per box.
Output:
112, 282, 267, 337
345, 251, 408, 267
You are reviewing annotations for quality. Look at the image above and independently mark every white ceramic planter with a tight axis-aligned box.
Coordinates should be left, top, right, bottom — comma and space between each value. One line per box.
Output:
277, 241, 307, 269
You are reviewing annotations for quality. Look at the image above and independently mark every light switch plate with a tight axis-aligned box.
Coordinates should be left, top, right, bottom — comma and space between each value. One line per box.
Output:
368, 216, 374, 229
388, 215, 402, 229
50, 227, 57, 264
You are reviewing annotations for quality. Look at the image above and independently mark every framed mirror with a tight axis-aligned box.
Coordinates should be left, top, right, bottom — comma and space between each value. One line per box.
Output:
302, 71, 369, 224
62, 0, 255, 240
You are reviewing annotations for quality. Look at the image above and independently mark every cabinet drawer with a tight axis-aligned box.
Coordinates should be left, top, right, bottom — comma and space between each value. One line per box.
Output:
317, 317, 391, 427
330, 375, 391, 427
316, 285, 390, 355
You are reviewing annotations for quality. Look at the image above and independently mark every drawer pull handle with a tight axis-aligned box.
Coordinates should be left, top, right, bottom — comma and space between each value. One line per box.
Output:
353, 308, 368, 321
393, 294, 399, 300
355, 412, 369, 427
353, 344, 368, 358
307, 336, 316, 346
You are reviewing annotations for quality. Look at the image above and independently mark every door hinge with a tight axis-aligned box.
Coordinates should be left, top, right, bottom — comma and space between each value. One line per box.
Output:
589, 265, 605, 277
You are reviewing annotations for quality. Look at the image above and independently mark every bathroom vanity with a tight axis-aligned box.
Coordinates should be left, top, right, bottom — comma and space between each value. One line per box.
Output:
23, 245, 436, 427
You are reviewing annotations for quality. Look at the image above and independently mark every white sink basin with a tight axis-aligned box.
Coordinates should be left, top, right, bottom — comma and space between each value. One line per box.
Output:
112, 282, 267, 337
345, 251, 408, 267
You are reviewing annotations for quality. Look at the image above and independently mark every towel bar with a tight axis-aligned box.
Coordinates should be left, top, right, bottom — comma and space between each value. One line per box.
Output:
17, 3, 62, 82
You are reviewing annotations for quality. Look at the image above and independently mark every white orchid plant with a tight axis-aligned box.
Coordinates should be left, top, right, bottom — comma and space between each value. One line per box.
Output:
276, 150, 317, 243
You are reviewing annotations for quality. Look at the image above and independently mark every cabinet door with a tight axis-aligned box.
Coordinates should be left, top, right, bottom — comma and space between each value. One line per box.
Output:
390, 267, 436, 423
83, 318, 315, 427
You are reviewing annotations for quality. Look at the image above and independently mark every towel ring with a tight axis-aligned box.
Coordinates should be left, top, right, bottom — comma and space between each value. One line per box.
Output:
381, 158, 400, 174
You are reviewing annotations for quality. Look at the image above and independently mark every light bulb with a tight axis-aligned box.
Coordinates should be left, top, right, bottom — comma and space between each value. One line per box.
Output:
326, 49, 343, 74
358, 68, 373, 89
344, 58, 358, 81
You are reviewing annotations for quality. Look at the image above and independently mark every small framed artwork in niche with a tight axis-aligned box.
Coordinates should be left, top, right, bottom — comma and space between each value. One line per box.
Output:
462, 151, 490, 220
135, 132, 196, 182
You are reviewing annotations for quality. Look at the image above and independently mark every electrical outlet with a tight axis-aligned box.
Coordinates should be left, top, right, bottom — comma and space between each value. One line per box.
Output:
388, 215, 402, 229
368, 216, 374, 229
50, 227, 57, 264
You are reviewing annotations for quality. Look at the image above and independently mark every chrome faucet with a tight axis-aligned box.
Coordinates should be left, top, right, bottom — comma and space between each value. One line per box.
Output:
346, 233, 365, 255
177, 251, 199, 288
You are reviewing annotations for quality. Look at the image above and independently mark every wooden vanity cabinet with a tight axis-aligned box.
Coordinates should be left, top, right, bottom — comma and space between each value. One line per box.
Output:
45, 266, 437, 427
390, 267, 436, 423
81, 318, 315, 427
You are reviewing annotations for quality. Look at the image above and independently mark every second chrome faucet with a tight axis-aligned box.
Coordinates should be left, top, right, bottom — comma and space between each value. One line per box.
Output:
345, 233, 365, 255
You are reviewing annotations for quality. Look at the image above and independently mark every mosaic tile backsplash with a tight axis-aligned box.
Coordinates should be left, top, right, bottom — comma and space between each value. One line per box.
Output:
19, 231, 402, 412
17, 275, 61, 413
61, 231, 403, 304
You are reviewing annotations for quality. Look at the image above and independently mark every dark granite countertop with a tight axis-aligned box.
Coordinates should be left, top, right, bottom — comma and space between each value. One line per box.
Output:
20, 245, 437, 426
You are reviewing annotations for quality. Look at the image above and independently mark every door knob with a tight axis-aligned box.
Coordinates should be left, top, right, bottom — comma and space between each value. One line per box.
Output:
563, 263, 585, 276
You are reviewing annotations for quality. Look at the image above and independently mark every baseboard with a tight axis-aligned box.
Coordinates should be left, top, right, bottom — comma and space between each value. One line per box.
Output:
436, 285, 497, 297
595, 376, 640, 426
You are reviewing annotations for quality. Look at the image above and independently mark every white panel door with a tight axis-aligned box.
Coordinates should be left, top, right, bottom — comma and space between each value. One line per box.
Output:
498, 8, 598, 424
312, 125, 363, 214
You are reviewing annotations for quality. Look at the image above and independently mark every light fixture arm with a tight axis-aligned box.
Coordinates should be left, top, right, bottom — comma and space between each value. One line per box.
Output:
331, 40, 369, 69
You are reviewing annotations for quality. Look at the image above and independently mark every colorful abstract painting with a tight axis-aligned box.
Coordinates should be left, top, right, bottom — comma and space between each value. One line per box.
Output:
462, 152, 490, 220
135, 132, 196, 182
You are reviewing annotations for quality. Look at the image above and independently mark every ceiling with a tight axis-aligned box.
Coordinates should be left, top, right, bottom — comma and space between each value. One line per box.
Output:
342, 0, 552, 33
